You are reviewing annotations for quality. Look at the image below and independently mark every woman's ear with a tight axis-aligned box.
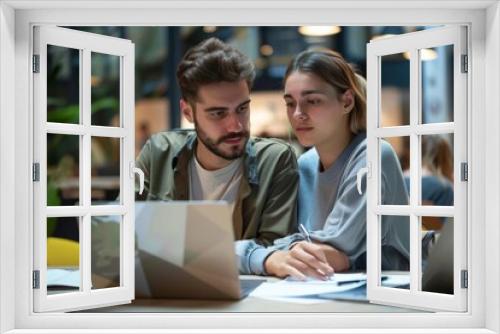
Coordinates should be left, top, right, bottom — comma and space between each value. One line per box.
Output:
180, 99, 194, 123
342, 89, 355, 114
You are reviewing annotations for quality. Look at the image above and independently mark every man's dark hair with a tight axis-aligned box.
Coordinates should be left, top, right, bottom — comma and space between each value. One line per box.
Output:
176, 37, 256, 105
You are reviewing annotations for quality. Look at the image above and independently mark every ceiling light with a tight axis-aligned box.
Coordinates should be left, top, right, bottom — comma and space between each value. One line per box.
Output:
371, 34, 396, 41
260, 44, 274, 56
298, 26, 341, 37
403, 48, 438, 61
203, 26, 217, 33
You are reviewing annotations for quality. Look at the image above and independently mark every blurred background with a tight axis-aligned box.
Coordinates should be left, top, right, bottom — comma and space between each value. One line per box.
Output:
46, 25, 454, 241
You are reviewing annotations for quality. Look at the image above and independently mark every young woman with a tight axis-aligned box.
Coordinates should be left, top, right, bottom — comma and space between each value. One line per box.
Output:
263, 50, 410, 280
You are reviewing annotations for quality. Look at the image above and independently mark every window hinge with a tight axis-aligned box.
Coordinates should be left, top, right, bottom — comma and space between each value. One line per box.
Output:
461, 270, 468, 289
461, 54, 468, 73
32, 55, 40, 73
33, 163, 40, 182
33, 270, 40, 289
461, 162, 468, 182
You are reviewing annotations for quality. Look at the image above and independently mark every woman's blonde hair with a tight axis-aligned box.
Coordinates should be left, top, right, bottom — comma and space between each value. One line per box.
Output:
284, 49, 366, 134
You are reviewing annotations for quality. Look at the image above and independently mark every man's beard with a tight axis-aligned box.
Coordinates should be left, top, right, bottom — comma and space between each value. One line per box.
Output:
194, 121, 249, 161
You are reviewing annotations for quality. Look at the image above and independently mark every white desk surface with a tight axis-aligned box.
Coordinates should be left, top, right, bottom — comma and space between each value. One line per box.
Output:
80, 275, 426, 313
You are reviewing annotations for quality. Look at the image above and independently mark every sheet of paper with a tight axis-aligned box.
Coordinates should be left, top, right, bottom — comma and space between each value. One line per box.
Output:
250, 279, 366, 298
285, 272, 367, 284
47, 268, 80, 287
320, 284, 368, 301
250, 273, 410, 303
321, 274, 411, 302
381, 274, 410, 288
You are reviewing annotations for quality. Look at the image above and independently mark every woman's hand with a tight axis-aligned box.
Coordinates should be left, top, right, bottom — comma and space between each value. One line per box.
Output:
264, 241, 334, 280
313, 242, 350, 272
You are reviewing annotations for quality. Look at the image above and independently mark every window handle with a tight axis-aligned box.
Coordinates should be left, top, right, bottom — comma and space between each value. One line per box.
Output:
130, 162, 144, 195
356, 163, 371, 195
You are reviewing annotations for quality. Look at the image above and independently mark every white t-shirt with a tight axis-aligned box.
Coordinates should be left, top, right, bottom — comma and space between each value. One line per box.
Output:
188, 156, 243, 209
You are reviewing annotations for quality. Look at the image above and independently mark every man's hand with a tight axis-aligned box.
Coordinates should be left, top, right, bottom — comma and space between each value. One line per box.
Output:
264, 241, 334, 280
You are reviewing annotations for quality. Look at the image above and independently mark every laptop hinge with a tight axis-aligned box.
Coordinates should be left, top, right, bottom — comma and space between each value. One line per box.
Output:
461, 270, 468, 289
33, 270, 40, 289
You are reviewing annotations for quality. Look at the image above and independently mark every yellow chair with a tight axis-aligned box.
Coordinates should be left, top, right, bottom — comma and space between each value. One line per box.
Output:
47, 237, 79, 267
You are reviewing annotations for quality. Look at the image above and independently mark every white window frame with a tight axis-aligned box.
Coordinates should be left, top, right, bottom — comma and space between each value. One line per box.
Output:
0, 1, 499, 333
32, 26, 136, 312
366, 26, 468, 312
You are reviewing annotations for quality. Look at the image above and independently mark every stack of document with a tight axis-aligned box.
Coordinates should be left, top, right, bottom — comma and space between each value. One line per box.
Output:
249, 273, 410, 303
47, 268, 80, 289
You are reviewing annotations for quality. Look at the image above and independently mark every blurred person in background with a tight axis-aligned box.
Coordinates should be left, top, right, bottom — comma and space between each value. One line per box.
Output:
403, 134, 454, 230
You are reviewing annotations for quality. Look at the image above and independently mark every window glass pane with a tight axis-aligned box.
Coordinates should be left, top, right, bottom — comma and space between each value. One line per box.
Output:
379, 137, 410, 205
47, 45, 80, 124
380, 53, 409, 127
421, 134, 454, 206
380, 215, 410, 290
91, 137, 121, 205
421, 217, 454, 295
91, 216, 121, 289
91, 52, 121, 127
47, 217, 80, 295
421, 45, 454, 124
47, 134, 80, 206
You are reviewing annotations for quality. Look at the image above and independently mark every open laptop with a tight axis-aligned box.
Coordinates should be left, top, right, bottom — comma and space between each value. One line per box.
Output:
134, 201, 264, 300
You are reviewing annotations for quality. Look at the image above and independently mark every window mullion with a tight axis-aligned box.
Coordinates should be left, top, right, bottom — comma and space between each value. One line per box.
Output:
81, 48, 92, 293
122, 47, 135, 293
34, 31, 48, 307
409, 48, 421, 292
453, 26, 468, 305
120, 55, 126, 287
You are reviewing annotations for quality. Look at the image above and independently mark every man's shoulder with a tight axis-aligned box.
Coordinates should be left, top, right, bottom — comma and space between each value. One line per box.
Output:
147, 129, 195, 150
250, 137, 295, 157
248, 137, 298, 172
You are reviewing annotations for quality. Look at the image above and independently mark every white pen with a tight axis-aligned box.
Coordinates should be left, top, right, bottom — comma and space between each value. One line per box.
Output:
299, 223, 331, 278
299, 223, 312, 242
